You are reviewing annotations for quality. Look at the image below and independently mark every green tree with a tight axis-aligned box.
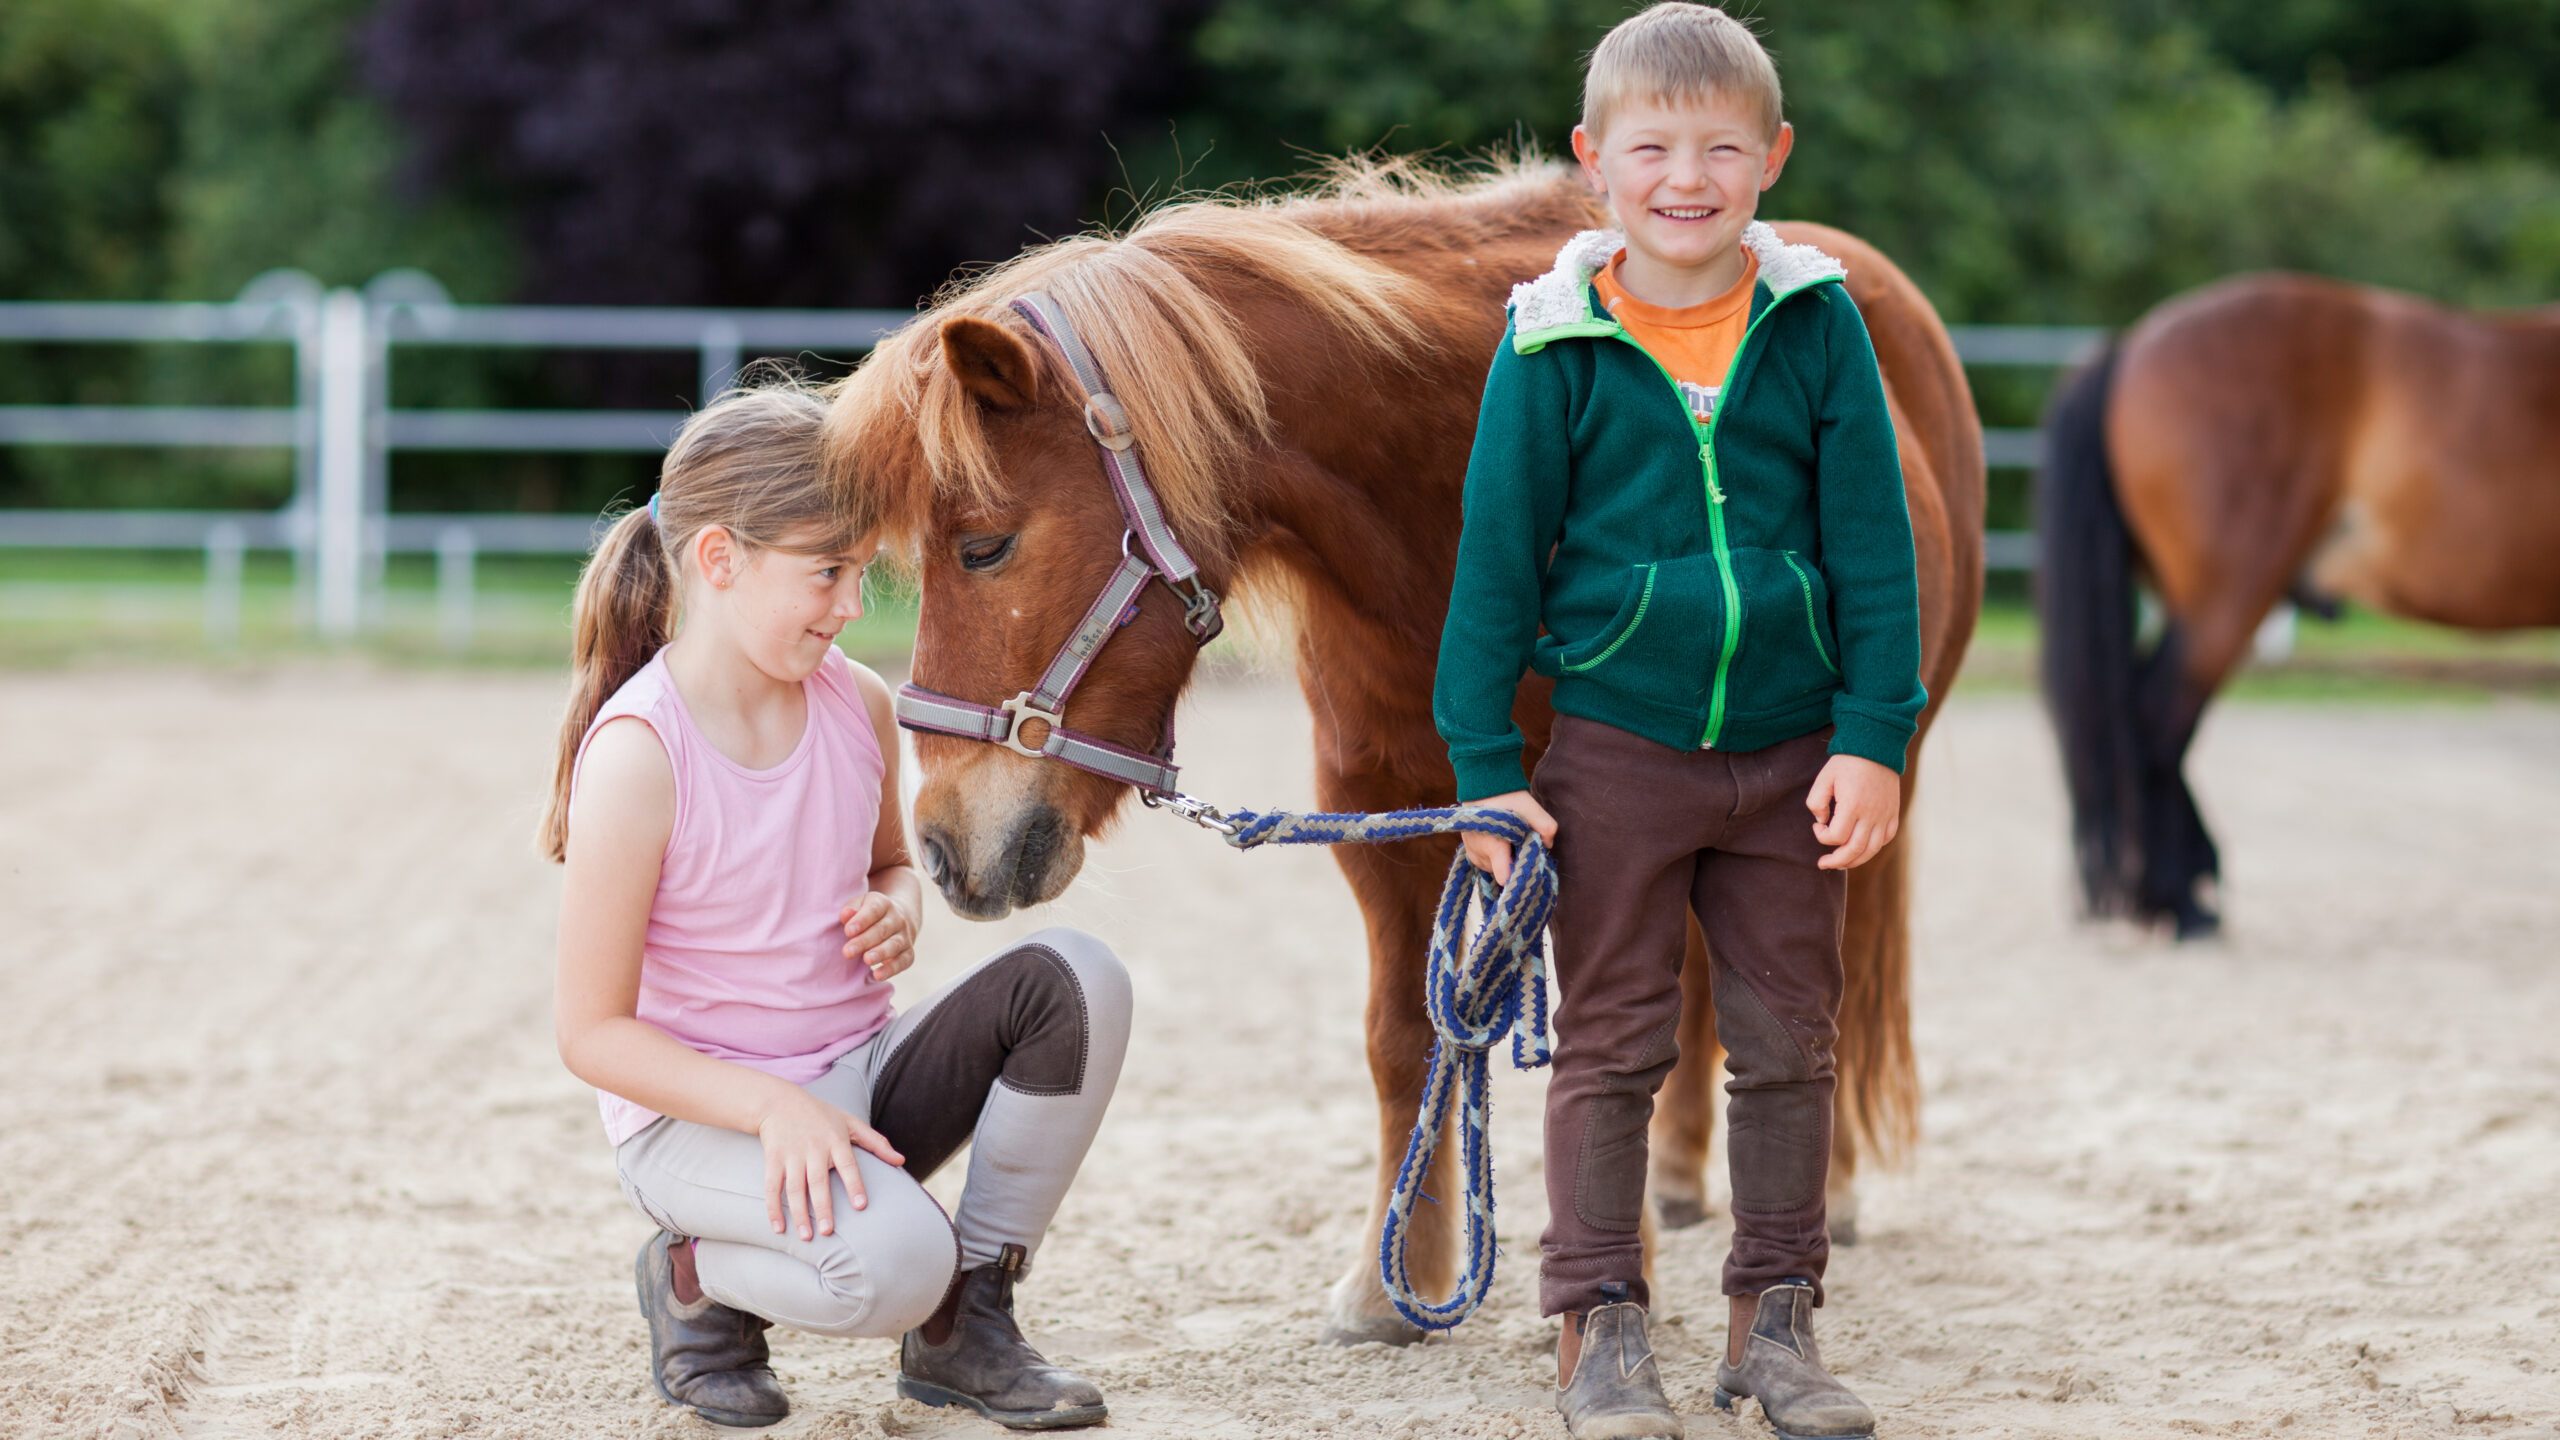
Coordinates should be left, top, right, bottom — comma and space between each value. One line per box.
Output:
0, 0, 185, 302
1135, 0, 2560, 321
0, 0, 514, 510
2185, 0, 2560, 164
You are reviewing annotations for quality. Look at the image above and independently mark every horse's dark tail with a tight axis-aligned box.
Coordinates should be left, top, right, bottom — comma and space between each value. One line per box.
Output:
2035, 343, 2223, 937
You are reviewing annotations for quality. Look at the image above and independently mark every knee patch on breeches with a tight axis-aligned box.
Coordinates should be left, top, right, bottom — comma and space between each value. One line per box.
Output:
1572, 1017, 1679, 1232
998, 929, 1132, 1098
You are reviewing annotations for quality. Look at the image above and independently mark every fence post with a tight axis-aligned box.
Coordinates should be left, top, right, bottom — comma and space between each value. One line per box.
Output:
699, 320, 743, 402
204, 521, 246, 648
314, 289, 369, 641
234, 270, 326, 633
361, 272, 460, 632
436, 525, 477, 654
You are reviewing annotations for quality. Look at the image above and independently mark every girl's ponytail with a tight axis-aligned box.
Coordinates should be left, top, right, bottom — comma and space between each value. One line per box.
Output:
539, 505, 674, 861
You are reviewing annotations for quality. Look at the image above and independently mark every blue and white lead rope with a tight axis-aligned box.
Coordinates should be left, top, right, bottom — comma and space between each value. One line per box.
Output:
1213, 803, 1556, 1331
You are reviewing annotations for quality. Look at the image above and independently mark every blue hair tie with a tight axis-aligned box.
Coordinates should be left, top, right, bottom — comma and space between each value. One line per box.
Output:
648, 492, 662, 526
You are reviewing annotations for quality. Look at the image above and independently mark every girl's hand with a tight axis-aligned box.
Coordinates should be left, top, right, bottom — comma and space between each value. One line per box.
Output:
1808, 754, 1901, 871
840, 892, 917, 981
755, 1083, 905, 1240
1460, 790, 1560, 887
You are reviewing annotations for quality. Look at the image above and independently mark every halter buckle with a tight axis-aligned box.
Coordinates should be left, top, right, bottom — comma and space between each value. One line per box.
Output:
999, 692, 1064, 758
1083, 393, 1135, 452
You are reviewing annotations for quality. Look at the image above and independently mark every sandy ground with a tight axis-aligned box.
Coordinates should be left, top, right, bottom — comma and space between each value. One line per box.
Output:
2, 667, 2557, 1440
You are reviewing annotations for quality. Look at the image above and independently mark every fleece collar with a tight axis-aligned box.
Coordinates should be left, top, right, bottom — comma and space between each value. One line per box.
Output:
1509, 221, 1847, 350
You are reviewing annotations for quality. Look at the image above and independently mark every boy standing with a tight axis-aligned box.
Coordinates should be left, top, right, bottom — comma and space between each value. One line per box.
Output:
1434, 6, 1924, 1437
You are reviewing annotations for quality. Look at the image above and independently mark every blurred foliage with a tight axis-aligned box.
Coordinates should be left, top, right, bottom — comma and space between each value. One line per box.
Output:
1142, 0, 2560, 321
0, 0, 510, 510
359, 0, 1205, 308
1, 0, 2557, 518
0, 0, 184, 302
2185, 0, 2560, 163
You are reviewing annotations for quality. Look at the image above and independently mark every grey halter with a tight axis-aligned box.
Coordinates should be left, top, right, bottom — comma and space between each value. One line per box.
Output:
891, 292, 1224, 795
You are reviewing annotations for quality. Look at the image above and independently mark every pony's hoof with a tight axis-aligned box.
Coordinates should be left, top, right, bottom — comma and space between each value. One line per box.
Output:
1654, 1193, 1711, 1230
1322, 1311, 1430, 1347
1829, 1215, 1860, 1247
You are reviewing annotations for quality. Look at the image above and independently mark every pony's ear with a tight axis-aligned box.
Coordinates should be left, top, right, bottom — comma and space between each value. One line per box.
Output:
939, 316, 1040, 412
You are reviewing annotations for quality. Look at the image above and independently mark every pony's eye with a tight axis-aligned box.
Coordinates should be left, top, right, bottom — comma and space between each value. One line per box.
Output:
958, 534, 1017, 572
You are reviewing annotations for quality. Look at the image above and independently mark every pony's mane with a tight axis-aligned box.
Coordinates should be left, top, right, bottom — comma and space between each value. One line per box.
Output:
825, 157, 1594, 563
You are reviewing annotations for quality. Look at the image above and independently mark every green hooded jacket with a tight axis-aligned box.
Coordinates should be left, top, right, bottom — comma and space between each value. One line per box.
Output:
1434, 222, 1928, 801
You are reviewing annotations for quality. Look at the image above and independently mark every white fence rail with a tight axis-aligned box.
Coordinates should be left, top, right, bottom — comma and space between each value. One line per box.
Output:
0, 268, 2102, 648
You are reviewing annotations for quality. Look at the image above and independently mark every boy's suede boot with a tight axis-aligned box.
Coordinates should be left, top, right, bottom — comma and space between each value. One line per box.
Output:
1714, 1280, 1874, 1440
1556, 1285, 1683, 1440
898, 1243, 1106, 1430
634, 1231, 789, 1428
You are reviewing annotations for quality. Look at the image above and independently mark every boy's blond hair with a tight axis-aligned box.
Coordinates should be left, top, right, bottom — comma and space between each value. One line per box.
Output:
1581, 3, 1783, 141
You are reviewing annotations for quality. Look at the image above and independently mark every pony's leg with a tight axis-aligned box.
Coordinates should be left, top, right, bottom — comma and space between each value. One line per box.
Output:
2126, 511, 2307, 939
1321, 835, 1451, 1347
2112, 328, 2348, 938
1647, 921, 1720, 1230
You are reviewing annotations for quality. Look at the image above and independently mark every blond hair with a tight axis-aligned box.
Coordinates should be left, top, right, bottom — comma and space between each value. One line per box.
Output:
1582, 3, 1783, 141
538, 380, 856, 861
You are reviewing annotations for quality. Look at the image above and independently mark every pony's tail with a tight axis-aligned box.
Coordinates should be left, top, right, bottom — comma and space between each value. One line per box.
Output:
539, 508, 673, 862
2034, 343, 2143, 918
1835, 814, 1917, 1166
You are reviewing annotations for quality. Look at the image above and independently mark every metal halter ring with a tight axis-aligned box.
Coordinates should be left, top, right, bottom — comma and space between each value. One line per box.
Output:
1000, 692, 1064, 758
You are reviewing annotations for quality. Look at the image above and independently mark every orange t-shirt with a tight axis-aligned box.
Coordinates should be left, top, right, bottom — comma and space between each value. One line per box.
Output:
1593, 248, 1759, 425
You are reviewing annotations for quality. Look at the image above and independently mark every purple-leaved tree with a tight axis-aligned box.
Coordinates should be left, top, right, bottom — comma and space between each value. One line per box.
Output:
361, 0, 1204, 307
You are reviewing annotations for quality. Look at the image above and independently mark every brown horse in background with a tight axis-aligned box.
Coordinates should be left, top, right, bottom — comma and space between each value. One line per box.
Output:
826, 161, 1983, 1344
2038, 274, 2560, 938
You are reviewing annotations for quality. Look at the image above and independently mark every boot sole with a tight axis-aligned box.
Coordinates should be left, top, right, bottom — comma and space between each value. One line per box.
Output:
635, 1241, 787, 1429
1712, 1387, 1873, 1440
898, 1375, 1108, 1430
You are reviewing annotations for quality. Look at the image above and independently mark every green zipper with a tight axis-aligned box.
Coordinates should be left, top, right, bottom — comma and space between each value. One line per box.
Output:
1606, 278, 1823, 748
1562, 563, 1657, 672
1783, 550, 1838, 675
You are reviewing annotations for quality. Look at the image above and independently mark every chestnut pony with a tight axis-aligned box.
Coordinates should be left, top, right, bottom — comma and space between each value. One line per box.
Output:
2039, 275, 2560, 940
825, 162, 1983, 1344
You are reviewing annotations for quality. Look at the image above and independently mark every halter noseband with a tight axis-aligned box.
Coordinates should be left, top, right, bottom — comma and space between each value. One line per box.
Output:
891, 292, 1224, 796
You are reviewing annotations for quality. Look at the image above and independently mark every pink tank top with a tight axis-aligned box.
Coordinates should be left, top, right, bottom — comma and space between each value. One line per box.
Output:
572, 646, 894, 1144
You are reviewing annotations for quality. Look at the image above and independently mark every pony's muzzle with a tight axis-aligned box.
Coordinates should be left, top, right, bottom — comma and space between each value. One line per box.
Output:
915, 806, 1079, 921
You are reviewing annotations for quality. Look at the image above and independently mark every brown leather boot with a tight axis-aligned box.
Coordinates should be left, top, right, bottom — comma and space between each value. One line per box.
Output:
633, 1231, 789, 1428
897, 1244, 1106, 1430
1556, 1287, 1684, 1440
1714, 1280, 1874, 1440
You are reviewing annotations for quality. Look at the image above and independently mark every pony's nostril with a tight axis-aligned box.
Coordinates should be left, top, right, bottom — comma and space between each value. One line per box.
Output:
917, 831, 953, 888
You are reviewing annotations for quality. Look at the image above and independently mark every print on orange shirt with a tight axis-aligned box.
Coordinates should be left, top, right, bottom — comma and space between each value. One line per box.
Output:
1593, 247, 1760, 424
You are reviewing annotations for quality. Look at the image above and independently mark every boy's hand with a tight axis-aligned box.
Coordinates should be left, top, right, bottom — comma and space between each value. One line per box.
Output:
754, 1082, 905, 1240
1460, 790, 1559, 886
841, 892, 917, 981
1807, 754, 1901, 871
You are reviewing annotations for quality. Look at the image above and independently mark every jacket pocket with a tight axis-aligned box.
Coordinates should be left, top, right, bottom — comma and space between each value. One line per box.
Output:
1558, 563, 1657, 673
1556, 554, 1726, 708
1729, 547, 1841, 708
